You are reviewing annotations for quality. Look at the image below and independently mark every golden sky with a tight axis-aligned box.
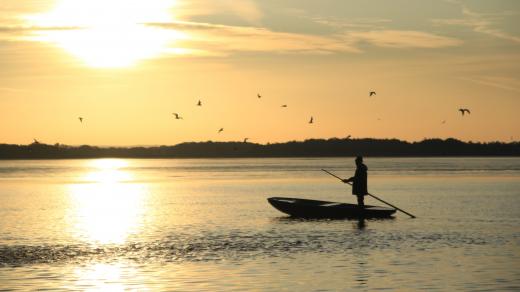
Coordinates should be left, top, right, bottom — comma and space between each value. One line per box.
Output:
0, 0, 519, 145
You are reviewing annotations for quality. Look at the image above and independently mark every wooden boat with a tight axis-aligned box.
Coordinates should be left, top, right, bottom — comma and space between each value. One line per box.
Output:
267, 197, 396, 219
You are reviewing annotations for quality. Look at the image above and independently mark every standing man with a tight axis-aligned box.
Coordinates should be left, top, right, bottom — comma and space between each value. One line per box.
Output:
343, 156, 368, 208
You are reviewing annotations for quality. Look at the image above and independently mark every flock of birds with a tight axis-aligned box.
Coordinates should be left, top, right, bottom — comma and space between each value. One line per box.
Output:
69, 91, 473, 144
171, 93, 323, 138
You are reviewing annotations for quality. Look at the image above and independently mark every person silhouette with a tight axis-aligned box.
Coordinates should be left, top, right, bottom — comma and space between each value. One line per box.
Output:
342, 156, 368, 208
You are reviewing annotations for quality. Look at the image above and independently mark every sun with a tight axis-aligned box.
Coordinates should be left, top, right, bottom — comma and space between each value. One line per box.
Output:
25, 0, 185, 68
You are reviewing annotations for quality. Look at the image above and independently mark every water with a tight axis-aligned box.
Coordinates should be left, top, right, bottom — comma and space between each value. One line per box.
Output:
0, 157, 519, 291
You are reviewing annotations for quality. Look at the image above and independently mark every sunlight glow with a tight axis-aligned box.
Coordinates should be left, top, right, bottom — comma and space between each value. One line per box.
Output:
83, 159, 132, 183
68, 159, 147, 244
73, 263, 145, 291
26, 0, 185, 68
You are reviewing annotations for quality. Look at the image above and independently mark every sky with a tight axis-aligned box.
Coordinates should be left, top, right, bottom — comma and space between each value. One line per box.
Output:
0, 0, 519, 146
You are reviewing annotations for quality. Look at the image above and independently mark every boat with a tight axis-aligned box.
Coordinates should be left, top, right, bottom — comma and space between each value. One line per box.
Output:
267, 197, 396, 219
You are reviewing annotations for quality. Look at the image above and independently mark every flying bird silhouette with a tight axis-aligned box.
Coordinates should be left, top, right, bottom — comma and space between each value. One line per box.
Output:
172, 113, 183, 119
197, 100, 202, 106
441, 120, 446, 124
459, 108, 471, 116
78, 117, 83, 123
257, 93, 261, 98
218, 128, 224, 133
369, 91, 376, 96
243, 138, 249, 143
309, 116, 314, 124
281, 104, 287, 107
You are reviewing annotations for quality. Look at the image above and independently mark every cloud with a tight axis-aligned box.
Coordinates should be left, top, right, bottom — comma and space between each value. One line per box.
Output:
186, 27, 359, 55
2, 18, 463, 59
1, 0, 465, 58
432, 5, 520, 43
0, 86, 29, 93
346, 30, 462, 48
148, 21, 359, 55
459, 76, 520, 93
175, 0, 263, 24
226, 0, 262, 24
147, 21, 462, 56
310, 17, 392, 30
1, 10, 463, 60
0, 25, 82, 41
0, 25, 81, 32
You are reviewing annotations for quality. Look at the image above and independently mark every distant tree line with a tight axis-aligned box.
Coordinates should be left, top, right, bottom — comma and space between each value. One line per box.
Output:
0, 138, 519, 159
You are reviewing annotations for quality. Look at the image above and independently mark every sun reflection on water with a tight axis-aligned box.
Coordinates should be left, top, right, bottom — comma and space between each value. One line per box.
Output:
73, 263, 149, 291
68, 159, 148, 244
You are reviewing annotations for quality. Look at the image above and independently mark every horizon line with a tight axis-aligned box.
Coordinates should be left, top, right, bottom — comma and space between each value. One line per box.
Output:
3, 136, 518, 148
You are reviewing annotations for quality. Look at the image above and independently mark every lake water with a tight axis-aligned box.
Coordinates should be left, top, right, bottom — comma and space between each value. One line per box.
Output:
0, 157, 519, 291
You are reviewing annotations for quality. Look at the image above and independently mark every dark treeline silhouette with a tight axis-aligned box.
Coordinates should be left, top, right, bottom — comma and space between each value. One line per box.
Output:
0, 138, 519, 159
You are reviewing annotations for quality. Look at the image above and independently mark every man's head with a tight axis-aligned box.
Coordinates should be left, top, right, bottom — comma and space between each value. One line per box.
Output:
355, 156, 363, 166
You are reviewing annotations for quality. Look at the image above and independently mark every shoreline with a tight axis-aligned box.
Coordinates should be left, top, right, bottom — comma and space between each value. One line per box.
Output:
1, 155, 520, 160
1, 138, 519, 159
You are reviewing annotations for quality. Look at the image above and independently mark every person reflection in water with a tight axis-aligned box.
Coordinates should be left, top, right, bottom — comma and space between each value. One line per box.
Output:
356, 218, 366, 230
342, 156, 368, 208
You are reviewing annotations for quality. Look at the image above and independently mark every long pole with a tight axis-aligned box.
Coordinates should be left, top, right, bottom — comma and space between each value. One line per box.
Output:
321, 169, 416, 218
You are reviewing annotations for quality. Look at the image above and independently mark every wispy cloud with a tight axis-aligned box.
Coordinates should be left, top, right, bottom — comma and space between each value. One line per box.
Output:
346, 30, 462, 48
0, 25, 81, 41
459, 76, 520, 93
162, 2, 460, 54
310, 16, 392, 30
0, 25, 81, 32
1, 21, 463, 59
226, 0, 262, 24
156, 21, 360, 55
175, 0, 263, 25
147, 21, 462, 56
0, 86, 30, 93
1, 2, 463, 60
433, 5, 520, 43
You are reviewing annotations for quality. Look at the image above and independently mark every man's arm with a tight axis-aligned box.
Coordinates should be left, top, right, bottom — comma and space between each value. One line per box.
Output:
342, 177, 354, 184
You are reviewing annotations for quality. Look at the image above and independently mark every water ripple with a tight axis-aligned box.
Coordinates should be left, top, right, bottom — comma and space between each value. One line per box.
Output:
0, 228, 512, 267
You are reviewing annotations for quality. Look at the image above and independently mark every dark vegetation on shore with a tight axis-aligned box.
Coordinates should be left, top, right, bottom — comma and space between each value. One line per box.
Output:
1, 138, 519, 159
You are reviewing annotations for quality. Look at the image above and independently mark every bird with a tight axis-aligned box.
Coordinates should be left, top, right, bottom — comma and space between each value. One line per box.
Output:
459, 108, 471, 116
369, 91, 376, 96
441, 120, 446, 124
281, 104, 287, 107
257, 93, 261, 98
309, 116, 314, 124
78, 117, 83, 123
218, 128, 224, 133
172, 113, 183, 119
197, 100, 202, 106
243, 138, 249, 143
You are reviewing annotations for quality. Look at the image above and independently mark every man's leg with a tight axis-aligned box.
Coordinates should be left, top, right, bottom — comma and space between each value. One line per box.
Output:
357, 195, 364, 208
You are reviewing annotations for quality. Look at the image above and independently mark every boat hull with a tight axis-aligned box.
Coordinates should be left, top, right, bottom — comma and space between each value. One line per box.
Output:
268, 197, 396, 219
